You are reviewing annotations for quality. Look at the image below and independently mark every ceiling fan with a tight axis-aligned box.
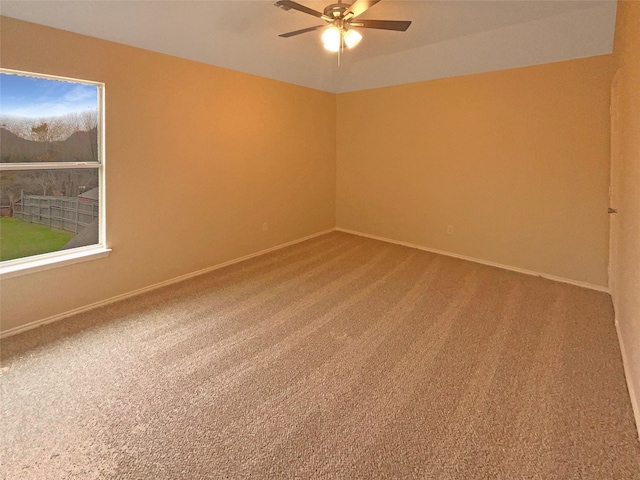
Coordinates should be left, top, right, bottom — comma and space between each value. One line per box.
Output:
274, 0, 411, 53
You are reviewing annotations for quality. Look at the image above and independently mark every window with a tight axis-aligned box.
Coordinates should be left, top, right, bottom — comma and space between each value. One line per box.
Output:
0, 69, 107, 277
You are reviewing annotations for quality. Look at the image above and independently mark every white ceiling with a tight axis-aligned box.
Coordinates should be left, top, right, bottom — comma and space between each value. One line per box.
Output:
1, 1, 617, 93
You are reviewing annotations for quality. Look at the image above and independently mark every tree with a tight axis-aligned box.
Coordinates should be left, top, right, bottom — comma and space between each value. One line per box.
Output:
30, 122, 51, 143
27, 171, 58, 196
0, 172, 24, 217
80, 111, 99, 163
2, 112, 99, 203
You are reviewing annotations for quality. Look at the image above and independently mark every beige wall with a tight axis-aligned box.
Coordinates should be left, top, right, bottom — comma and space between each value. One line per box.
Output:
337, 56, 613, 287
0, 17, 622, 337
0, 17, 336, 333
612, 0, 640, 428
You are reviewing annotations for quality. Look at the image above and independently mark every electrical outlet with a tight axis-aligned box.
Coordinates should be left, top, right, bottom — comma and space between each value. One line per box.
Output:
262, 222, 268, 232
446, 225, 454, 235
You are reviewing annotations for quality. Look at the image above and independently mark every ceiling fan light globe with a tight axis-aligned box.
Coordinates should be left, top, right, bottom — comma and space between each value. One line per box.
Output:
322, 26, 341, 52
344, 29, 362, 49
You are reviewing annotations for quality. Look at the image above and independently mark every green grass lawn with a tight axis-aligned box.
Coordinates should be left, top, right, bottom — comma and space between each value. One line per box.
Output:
0, 217, 74, 262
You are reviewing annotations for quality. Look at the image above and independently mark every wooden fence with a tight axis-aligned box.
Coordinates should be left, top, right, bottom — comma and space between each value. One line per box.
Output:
14, 193, 99, 234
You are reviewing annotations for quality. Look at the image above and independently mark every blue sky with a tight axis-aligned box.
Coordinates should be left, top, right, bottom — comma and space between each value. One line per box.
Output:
0, 72, 97, 118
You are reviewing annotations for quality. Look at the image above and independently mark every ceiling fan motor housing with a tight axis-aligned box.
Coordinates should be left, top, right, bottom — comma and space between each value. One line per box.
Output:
324, 3, 350, 19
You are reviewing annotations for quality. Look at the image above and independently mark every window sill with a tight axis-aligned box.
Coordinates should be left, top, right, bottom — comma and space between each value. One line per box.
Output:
0, 247, 111, 279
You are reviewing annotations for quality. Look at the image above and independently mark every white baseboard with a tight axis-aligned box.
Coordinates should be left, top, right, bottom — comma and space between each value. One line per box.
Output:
615, 319, 640, 441
5, 225, 635, 440
0, 229, 334, 339
335, 228, 609, 293
336, 228, 639, 436
1, 226, 610, 338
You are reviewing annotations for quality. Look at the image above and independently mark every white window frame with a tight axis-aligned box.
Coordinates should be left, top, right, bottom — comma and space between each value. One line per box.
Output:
0, 68, 109, 279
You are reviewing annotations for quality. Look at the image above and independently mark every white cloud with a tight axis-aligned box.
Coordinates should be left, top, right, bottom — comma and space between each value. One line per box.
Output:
4, 102, 94, 118
1, 77, 97, 118
63, 84, 97, 104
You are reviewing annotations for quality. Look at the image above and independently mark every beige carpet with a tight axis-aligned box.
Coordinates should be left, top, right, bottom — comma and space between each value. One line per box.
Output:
1, 232, 639, 479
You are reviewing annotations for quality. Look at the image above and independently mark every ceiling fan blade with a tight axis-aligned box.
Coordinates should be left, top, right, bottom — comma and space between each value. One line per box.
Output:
274, 0, 329, 20
279, 25, 325, 38
343, 0, 381, 20
349, 19, 412, 32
